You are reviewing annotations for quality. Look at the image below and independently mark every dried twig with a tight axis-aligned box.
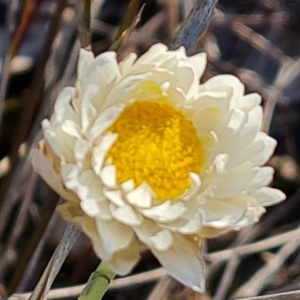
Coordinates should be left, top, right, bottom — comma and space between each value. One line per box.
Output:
233, 237, 300, 298
12, 268, 168, 299
236, 290, 300, 300
147, 276, 172, 300
213, 257, 241, 300
263, 57, 300, 132
206, 226, 300, 262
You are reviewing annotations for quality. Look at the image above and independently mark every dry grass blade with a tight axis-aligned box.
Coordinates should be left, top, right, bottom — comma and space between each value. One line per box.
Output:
0, 173, 37, 293
8, 0, 68, 161
76, 0, 92, 49
0, 0, 19, 132
114, 0, 141, 42
164, 0, 180, 41
0, 0, 68, 231
9, 0, 37, 59
170, 0, 219, 54
109, 0, 143, 51
6, 193, 60, 295
29, 223, 80, 300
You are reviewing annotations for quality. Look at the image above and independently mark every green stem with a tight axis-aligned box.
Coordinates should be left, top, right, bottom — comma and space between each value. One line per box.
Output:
78, 262, 116, 300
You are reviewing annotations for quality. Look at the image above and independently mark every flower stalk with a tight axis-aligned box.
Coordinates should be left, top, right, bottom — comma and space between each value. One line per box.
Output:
78, 262, 116, 300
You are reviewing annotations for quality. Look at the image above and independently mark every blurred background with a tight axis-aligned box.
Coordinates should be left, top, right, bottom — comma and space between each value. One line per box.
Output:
1, 0, 300, 299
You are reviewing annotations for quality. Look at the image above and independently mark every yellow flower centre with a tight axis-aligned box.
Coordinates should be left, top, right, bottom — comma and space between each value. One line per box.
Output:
106, 84, 204, 200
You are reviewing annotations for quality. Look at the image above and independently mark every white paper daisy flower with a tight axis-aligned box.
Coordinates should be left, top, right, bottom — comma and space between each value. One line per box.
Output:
32, 43, 285, 292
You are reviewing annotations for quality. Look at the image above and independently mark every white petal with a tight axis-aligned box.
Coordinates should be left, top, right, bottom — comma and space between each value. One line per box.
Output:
126, 182, 153, 208
73, 139, 91, 163
200, 197, 248, 228
226, 131, 272, 169
81, 52, 121, 111
75, 181, 90, 203
148, 229, 174, 251
111, 204, 143, 226
142, 201, 187, 223
134, 219, 160, 246
31, 149, 77, 202
172, 64, 195, 95
103, 190, 125, 206
179, 211, 203, 234
77, 49, 94, 80
249, 133, 277, 166
248, 166, 274, 192
100, 165, 117, 188
121, 179, 135, 193
205, 74, 244, 93
81, 216, 112, 260
251, 187, 286, 206
85, 51, 121, 83
167, 86, 186, 106
76, 170, 105, 203
104, 239, 142, 275
98, 200, 113, 221
92, 133, 118, 176
103, 73, 150, 108
152, 234, 205, 292
96, 219, 134, 254
57, 203, 112, 260
188, 52, 207, 81
80, 199, 101, 217
227, 108, 245, 133
213, 167, 257, 198
160, 81, 171, 92
204, 74, 244, 108
42, 121, 76, 163
89, 104, 124, 141
192, 106, 222, 137
57, 201, 84, 225
80, 84, 98, 131
119, 52, 137, 74
239, 93, 262, 112
135, 43, 168, 65
213, 153, 229, 174
182, 173, 202, 201
54, 87, 76, 123
233, 206, 266, 229
60, 164, 80, 190
61, 120, 82, 139
241, 106, 263, 136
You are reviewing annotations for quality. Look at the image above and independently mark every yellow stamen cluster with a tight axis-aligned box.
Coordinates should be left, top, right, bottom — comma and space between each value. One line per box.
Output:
107, 97, 204, 200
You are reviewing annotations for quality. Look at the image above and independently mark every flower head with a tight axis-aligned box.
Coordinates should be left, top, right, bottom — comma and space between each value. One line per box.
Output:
32, 44, 285, 292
